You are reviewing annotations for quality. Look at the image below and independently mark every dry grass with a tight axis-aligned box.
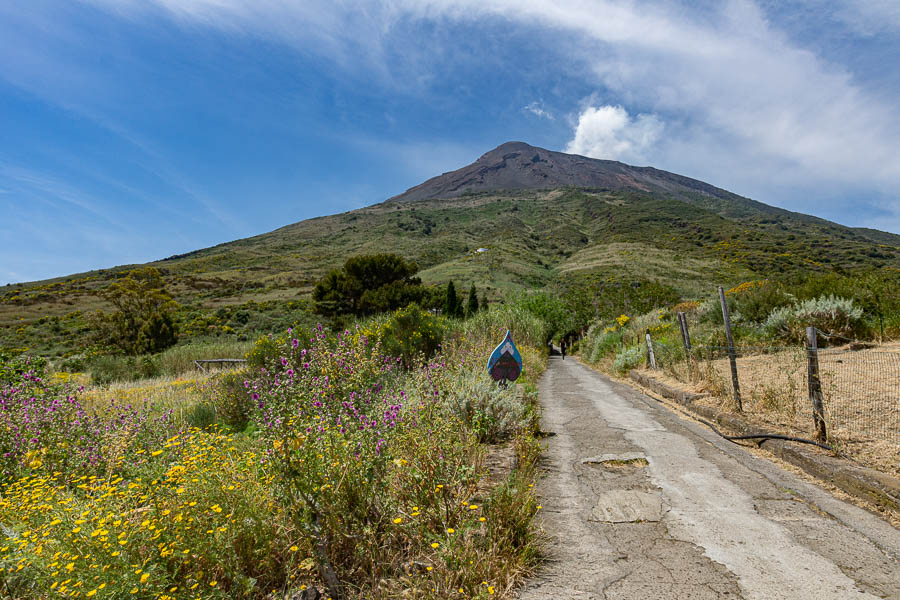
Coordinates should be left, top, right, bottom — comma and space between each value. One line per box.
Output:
664, 343, 900, 477
79, 373, 214, 421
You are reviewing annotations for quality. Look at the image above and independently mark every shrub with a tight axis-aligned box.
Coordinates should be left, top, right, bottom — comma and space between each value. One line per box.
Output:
56, 353, 88, 373
763, 295, 865, 343
209, 369, 254, 431
762, 305, 798, 342
379, 303, 445, 366
512, 291, 575, 343
793, 295, 866, 340
586, 328, 624, 363
246, 333, 282, 370
730, 280, 793, 324
88, 354, 158, 385
443, 370, 528, 443
671, 300, 701, 314
0, 352, 47, 386
613, 346, 644, 374
246, 328, 307, 370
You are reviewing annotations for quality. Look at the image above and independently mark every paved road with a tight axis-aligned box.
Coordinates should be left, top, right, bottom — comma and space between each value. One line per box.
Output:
520, 355, 900, 600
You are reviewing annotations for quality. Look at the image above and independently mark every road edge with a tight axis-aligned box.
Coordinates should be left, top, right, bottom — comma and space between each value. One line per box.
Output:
626, 369, 900, 514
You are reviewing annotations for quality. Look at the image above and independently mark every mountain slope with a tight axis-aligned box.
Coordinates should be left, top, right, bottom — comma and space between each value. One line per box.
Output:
389, 141, 786, 219
3, 142, 900, 355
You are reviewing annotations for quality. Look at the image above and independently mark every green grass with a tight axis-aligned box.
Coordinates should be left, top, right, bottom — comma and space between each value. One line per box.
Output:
152, 340, 255, 376
3, 187, 899, 356
556, 242, 756, 298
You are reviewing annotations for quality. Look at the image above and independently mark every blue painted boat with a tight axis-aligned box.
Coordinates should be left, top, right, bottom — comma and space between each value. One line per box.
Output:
486, 330, 523, 382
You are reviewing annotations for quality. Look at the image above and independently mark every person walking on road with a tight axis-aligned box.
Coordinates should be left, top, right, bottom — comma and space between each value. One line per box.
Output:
560, 338, 567, 360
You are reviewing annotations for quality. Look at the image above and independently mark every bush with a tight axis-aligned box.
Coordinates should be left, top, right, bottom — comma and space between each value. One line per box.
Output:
763, 295, 865, 343
246, 328, 306, 370
512, 291, 575, 343
762, 305, 798, 342
247, 333, 281, 370
443, 370, 528, 443
613, 346, 644, 374
586, 327, 624, 363
0, 352, 47, 386
56, 353, 88, 373
730, 280, 793, 324
88, 354, 158, 385
794, 295, 866, 340
379, 303, 445, 366
209, 369, 254, 431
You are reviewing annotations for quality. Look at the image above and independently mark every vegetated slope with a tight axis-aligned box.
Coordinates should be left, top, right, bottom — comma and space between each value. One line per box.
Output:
3, 143, 900, 355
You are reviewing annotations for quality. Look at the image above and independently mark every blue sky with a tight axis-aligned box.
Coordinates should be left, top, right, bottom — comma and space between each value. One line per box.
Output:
2, 0, 900, 284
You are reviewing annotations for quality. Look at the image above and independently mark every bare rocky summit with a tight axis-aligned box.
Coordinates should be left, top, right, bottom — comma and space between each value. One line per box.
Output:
388, 141, 741, 205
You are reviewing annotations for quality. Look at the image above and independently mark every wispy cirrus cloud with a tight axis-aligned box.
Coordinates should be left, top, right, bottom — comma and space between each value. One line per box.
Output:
4, 0, 900, 286
79, 0, 900, 208
523, 101, 554, 120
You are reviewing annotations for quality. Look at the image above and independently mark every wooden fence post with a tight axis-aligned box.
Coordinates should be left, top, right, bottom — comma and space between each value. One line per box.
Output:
677, 311, 692, 380
718, 286, 742, 411
806, 326, 828, 443
645, 329, 657, 369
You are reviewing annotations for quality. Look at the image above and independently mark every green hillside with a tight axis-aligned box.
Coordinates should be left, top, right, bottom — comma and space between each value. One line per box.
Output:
4, 183, 899, 357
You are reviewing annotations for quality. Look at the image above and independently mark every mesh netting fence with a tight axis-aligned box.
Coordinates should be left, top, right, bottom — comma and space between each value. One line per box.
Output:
649, 340, 900, 447
818, 348, 900, 445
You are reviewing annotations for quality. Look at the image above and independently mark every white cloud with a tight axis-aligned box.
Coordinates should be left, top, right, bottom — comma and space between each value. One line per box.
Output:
56, 0, 900, 230
523, 101, 554, 120
80, 1, 900, 178
565, 105, 662, 164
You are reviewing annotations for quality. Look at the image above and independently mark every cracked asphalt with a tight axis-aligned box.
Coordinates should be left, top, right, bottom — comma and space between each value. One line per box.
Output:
518, 355, 900, 600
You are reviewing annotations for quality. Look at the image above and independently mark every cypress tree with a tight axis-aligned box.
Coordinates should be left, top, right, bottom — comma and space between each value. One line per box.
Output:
444, 281, 462, 318
466, 284, 479, 317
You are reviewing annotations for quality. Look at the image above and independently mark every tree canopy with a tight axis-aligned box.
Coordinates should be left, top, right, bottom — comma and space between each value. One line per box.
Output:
313, 253, 428, 316
91, 267, 178, 355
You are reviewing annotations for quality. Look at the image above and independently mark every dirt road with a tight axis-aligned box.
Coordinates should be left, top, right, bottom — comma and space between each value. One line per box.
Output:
519, 355, 900, 599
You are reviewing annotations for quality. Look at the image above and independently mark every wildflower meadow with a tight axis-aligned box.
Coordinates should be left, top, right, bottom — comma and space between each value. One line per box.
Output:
0, 304, 549, 599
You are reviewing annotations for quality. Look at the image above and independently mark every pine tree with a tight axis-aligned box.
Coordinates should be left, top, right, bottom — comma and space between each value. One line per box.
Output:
466, 284, 479, 317
443, 281, 462, 318
480, 292, 488, 311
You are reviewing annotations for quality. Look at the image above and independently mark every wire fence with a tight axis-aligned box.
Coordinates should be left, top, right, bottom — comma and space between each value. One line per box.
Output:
819, 348, 900, 445
650, 339, 900, 447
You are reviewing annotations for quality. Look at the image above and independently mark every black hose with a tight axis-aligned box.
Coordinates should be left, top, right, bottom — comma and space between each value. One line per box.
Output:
695, 416, 837, 452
